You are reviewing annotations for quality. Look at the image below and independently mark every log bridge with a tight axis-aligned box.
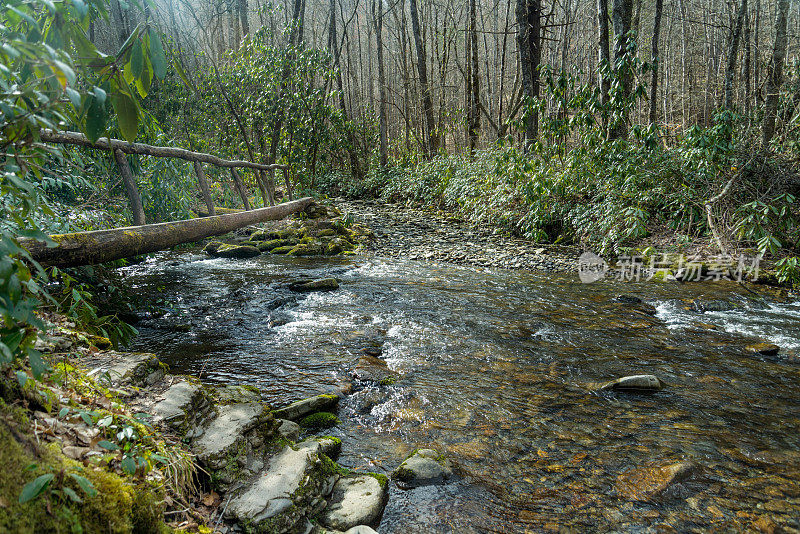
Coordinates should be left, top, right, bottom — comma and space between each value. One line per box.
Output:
23, 131, 315, 268
39, 129, 294, 225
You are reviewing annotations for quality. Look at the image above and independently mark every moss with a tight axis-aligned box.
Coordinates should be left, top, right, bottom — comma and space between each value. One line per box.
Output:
319, 454, 351, 478
379, 376, 397, 386
298, 412, 340, 429
256, 239, 292, 252
0, 407, 168, 534
365, 472, 389, 490
392, 465, 414, 482
319, 394, 338, 401
317, 229, 337, 238
270, 245, 295, 255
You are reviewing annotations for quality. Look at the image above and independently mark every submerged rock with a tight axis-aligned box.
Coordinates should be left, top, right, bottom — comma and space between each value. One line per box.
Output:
392, 449, 453, 488
299, 411, 341, 429
746, 342, 780, 356
289, 278, 340, 292
215, 243, 260, 259
616, 461, 697, 501
273, 393, 340, 421
351, 354, 398, 385
600, 374, 663, 393
320, 475, 388, 531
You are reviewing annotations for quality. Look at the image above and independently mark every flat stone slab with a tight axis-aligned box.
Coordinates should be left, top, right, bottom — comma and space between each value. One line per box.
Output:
616, 461, 697, 501
320, 476, 387, 531
226, 440, 338, 531
192, 403, 262, 459
86, 352, 164, 387
277, 419, 301, 442
273, 393, 339, 421
392, 449, 452, 488
153, 380, 208, 427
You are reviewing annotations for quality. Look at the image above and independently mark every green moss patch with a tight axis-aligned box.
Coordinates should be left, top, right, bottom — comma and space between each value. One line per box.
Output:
298, 412, 340, 429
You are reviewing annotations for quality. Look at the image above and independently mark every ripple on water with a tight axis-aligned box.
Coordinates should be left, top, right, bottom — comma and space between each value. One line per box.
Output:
126, 251, 800, 533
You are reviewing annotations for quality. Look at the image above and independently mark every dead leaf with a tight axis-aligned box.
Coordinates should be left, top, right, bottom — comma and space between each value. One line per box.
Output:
201, 492, 220, 507
0, 496, 7, 508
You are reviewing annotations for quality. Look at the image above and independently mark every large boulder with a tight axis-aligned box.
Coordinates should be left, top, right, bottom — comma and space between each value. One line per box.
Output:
319, 475, 388, 531
288, 278, 340, 292
152, 379, 216, 432
392, 449, 453, 488
746, 342, 780, 356
351, 354, 398, 385
225, 440, 340, 533
215, 244, 261, 259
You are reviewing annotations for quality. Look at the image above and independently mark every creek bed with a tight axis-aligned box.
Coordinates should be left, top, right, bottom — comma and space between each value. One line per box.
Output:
124, 251, 800, 533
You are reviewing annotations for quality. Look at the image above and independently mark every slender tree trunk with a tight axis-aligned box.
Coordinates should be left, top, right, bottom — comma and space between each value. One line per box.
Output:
113, 149, 146, 226
762, 0, 789, 145
610, 0, 634, 139
410, 0, 439, 157
373, 0, 388, 167
598, 0, 611, 109
744, 7, 752, 117
193, 162, 215, 217
239, 0, 249, 37
723, 0, 747, 109
516, 0, 541, 149
648, 0, 663, 124
466, 0, 480, 153
230, 168, 252, 210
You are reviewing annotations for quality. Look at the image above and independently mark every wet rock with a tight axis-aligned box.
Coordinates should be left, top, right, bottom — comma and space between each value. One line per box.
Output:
616, 461, 697, 501
257, 238, 296, 252
600, 374, 663, 393
352, 354, 397, 385
289, 278, 340, 292
277, 419, 301, 442
300, 411, 341, 429
614, 294, 643, 304
392, 449, 453, 488
215, 244, 261, 259
225, 439, 340, 533
688, 298, 735, 313
273, 393, 339, 421
289, 243, 326, 256
270, 245, 296, 254
320, 475, 388, 531
203, 241, 224, 255
746, 343, 780, 356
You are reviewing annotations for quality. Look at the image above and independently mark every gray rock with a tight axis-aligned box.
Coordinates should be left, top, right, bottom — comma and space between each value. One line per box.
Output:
343, 527, 379, 534
289, 278, 340, 292
351, 355, 397, 385
90, 352, 164, 388
226, 440, 340, 533
273, 394, 339, 421
153, 380, 214, 430
214, 384, 262, 404
192, 403, 263, 462
392, 449, 453, 488
278, 419, 302, 442
599, 374, 663, 392
320, 476, 387, 531
746, 342, 780, 356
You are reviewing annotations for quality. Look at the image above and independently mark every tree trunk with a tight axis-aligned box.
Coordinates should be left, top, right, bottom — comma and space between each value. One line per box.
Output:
723, 0, 747, 110
373, 0, 389, 167
466, 0, 480, 153
648, 0, 663, 124
193, 162, 215, 217
239, 0, 249, 38
230, 168, 252, 210
410, 0, 439, 157
22, 198, 315, 268
762, 0, 789, 146
516, 0, 541, 149
610, 0, 634, 139
744, 7, 751, 117
113, 149, 146, 226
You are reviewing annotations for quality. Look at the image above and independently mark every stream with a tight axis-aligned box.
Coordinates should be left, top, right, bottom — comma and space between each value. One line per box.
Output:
124, 250, 800, 533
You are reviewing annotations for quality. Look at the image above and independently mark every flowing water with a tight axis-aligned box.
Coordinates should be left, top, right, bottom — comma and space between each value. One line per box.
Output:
124, 250, 800, 533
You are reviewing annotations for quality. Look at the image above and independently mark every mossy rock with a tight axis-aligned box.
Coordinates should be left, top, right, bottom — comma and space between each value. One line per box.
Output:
257, 239, 294, 252
288, 244, 325, 257
268, 228, 304, 240
270, 245, 296, 255
299, 412, 341, 429
216, 244, 260, 259
203, 241, 225, 255
317, 229, 337, 238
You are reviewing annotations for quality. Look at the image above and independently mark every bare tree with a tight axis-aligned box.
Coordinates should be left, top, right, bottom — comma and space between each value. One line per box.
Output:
723, 0, 747, 110
516, 0, 542, 148
648, 0, 663, 124
763, 0, 790, 145
410, 0, 439, 156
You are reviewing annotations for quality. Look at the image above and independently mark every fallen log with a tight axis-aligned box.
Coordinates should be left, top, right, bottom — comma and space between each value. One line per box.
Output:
21, 197, 315, 268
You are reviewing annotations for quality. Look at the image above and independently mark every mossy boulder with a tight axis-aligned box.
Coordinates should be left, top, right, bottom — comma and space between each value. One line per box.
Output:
257, 239, 294, 252
288, 278, 339, 292
299, 411, 340, 429
270, 245, 296, 255
392, 449, 453, 488
215, 244, 261, 259
273, 393, 340, 421
288, 244, 326, 256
